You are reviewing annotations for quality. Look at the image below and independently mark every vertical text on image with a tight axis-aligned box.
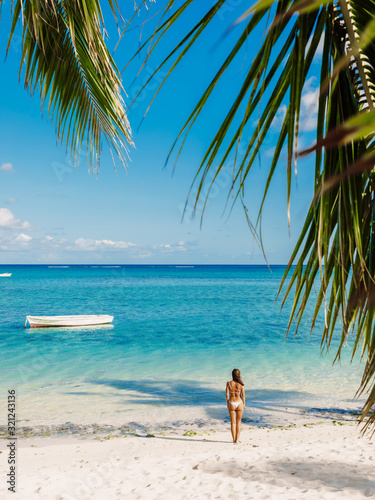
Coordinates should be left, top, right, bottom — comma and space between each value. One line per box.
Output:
7, 389, 17, 493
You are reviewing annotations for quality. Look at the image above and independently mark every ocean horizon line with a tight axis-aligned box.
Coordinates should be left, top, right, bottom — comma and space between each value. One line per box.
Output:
0, 263, 293, 267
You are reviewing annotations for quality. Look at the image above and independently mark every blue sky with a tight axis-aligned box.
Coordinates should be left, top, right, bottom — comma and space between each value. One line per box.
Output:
0, 1, 321, 264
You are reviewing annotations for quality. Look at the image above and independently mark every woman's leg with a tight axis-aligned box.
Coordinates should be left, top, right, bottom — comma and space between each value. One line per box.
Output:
228, 409, 236, 442
235, 407, 244, 442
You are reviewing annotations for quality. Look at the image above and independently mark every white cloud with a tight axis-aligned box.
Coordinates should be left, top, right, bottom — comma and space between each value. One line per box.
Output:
270, 78, 319, 135
67, 238, 195, 258
0, 229, 198, 261
315, 37, 324, 57
0, 232, 32, 250
301, 89, 319, 112
305, 34, 324, 62
299, 77, 319, 132
272, 104, 287, 129
265, 146, 276, 158
75, 238, 136, 251
5, 198, 16, 204
0, 163, 14, 172
0, 208, 32, 230
0, 209, 16, 227
154, 241, 191, 253
14, 233, 32, 244
40, 235, 68, 248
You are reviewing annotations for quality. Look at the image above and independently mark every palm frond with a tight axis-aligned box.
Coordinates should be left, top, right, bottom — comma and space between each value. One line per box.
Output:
125, 0, 375, 432
5, 0, 132, 170
338, 0, 375, 111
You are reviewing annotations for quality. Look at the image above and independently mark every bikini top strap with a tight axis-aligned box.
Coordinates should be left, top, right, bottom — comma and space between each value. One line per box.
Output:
228, 381, 240, 393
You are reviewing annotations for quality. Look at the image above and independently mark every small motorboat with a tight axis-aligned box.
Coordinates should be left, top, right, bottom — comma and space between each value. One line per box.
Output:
25, 315, 114, 328
0, 273, 12, 277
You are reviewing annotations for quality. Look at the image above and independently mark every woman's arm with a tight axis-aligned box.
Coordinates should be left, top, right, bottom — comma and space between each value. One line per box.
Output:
242, 386, 246, 408
225, 382, 229, 404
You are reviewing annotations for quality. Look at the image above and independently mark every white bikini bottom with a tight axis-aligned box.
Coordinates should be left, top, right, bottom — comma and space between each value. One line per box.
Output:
229, 401, 241, 409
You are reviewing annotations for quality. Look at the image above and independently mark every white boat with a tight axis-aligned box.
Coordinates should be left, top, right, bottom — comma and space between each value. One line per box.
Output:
0, 273, 12, 277
25, 315, 114, 328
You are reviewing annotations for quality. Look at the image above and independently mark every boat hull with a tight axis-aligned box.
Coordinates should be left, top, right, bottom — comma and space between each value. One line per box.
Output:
0, 273, 12, 277
26, 315, 114, 327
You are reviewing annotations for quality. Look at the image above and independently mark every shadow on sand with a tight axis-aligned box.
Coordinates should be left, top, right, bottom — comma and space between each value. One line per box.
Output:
63, 378, 361, 427
200, 457, 375, 495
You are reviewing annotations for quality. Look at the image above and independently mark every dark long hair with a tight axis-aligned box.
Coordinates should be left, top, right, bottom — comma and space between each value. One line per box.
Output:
232, 368, 244, 386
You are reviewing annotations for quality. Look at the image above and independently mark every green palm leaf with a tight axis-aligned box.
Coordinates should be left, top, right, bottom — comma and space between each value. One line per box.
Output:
125, 0, 375, 432
3, 0, 132, 170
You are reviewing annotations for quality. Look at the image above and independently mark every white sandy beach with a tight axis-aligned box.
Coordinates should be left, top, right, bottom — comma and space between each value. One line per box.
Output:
1, 422, 374, 499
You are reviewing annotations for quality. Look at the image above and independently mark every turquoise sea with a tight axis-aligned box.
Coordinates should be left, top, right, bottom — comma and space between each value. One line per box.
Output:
0, 265, 364, 437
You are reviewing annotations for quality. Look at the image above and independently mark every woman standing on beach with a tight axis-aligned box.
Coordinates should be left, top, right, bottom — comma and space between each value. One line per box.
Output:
226, 369, 245, 443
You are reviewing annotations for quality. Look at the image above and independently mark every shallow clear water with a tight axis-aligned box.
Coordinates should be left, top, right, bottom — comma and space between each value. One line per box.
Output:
0, 265, 364, 435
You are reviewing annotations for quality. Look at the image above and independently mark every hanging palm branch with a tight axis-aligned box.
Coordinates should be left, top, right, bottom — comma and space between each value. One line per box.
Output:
124, 0, 375, 432
2, 0, 133, 170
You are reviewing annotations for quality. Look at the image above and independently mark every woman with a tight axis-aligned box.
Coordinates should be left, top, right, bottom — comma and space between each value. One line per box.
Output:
226, 368, 245, 443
